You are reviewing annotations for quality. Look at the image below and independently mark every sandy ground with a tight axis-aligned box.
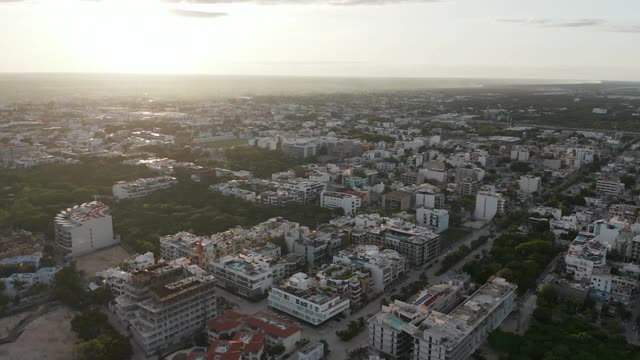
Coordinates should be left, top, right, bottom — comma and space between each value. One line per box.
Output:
0, 311, 31, 339
0, 306, 77, 360
75, 245, 131, 275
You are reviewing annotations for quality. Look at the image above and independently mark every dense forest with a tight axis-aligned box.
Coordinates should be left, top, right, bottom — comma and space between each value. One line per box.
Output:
0, 158, 337, 254
489, 285, 640, 360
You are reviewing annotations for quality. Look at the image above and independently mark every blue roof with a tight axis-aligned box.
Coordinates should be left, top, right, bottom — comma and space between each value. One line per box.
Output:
413, 293, 431, 305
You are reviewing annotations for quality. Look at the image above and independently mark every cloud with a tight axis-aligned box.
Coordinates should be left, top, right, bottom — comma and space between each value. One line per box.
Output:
498, 17, 605, 28
170, 8, 227, 17
163, 0, 445, 5
610, 25, 640, 33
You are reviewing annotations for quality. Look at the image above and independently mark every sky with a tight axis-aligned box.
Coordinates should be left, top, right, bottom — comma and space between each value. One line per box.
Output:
0, 0, 639, 80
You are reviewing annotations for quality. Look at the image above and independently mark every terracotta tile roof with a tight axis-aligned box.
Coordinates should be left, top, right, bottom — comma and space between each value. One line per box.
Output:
244, 311, 302, 339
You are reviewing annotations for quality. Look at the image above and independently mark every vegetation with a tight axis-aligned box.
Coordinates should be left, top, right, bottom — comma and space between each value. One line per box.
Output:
224, 146, 309, 178
436, 236, 490, 275
490, 285, 640, 360
392, 272, 429, 302
0, 158, 155, 233
462, 232, 560, 293
72, 309, 133, 360
112, 182, 337, 254
346, 347, 370, 360
336, 317, 367, 341
53, 266, 114, 309
439, 228, 472, 248
0, 157, 336, 255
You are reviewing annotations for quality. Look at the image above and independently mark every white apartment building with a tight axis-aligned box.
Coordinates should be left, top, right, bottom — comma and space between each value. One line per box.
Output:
510, 146, 530, 162
96, 268, 131, 297
212, 253, 285, 300
268, 273, 350, 325
160, 232, 217, 266
112, 176, 177, 200
565, 236, 607, 281
320, 190, 362, 216
333, 245, 406, 293
596, 177, 625, 196
282, 139, 318, 159
518, 175, 541, 194
351, 215, 440, 267
474, 191, 505, 221
54, 201, 118, 258
114, 261, 216, 355
282, 179, 326, 205
368, 277, 517, 360
413, 277, 517, 360
528, 206, 562, 220
416, 208, 449, 233
399, 184, 444, 210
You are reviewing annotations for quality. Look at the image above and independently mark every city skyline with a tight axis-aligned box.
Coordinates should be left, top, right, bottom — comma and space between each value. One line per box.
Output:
1, 0, 640, 81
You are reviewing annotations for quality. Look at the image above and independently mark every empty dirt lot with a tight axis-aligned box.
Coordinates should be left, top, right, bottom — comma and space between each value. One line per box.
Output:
75, 244, 131, 275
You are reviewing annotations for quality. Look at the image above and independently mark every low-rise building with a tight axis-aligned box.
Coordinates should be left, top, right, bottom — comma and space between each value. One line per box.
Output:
112, 176, 177, 200
333, 245, 406, 293
565, 235, 607, 281
416, 208, 449, 233
382, 191, 411, 212
518, 175, 541, 194
268, 272, 350, 325
320, 190, 362, 216
207, 310, 302, 355
211, 253, 285, 300
596, 177, 625, 196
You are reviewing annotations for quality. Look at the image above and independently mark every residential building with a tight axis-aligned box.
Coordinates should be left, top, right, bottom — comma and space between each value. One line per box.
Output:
413, 277, 517, 360
282, 139, 318, 159
207, 311, 302, 355
96, 268, 131, 297
212, 253, 285, 300
1, 267, 60, 299
317, 264, 372, 307
518, 175, 541, 194
160, 232, 217, 267
510, 146, 530, 161
54, 201, 117, 258
207, 332, 265, 360
320, 190, 362, 216
459, 179, 480, 196
333, 245, 406, 293
368, 277, 517, 360
114, 261, 216, 355
414, 186, 444, 210
268, 272, 350, 325
112, 176, 177, 200
474, 190, 505, 221
281, 179, 326, 205
565, 235, 607, 281
596, 177, 625, 196
285, 223, 345, 267
382, 191, 411, 212
416, 208, 449, 233
351, 215, 440, 267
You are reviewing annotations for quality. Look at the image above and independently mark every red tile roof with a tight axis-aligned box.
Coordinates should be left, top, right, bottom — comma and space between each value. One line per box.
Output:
244, 311, 302, 339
